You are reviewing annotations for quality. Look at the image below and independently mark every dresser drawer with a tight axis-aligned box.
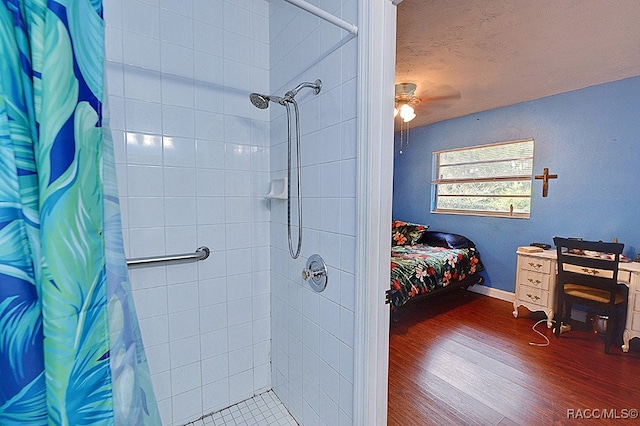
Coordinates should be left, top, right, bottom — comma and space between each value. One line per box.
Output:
517, 285, 549, 307
519, 255, 552, 274
632, 311, 640, 332
618, 270, 631, 285
518, 270, 550, 291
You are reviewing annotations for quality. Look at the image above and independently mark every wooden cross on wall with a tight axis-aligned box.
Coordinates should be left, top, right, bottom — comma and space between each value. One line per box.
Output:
534, 168, 558, 197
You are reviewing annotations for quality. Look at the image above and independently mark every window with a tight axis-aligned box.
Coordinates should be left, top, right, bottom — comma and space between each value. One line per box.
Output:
432, 139, 534, 218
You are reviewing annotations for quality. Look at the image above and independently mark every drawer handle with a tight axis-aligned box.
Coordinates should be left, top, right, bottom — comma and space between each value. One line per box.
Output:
528, 278, 541, 285
528, 262, 543, 269
526, 293, 540, 301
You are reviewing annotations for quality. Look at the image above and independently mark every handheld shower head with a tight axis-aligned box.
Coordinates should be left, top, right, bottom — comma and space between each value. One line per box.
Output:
250, 93, 270, 109
250, 79, 322, 109
250, 93, 286, 109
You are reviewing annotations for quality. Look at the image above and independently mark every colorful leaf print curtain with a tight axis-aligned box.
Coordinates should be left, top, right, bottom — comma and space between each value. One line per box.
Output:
0, 1, 160, 424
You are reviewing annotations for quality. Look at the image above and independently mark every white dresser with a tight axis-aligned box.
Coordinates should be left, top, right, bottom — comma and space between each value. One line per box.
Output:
512, 248, 640, 352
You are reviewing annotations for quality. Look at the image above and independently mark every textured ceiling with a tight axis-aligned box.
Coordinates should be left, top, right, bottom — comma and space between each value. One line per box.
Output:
396, 0, 640, 128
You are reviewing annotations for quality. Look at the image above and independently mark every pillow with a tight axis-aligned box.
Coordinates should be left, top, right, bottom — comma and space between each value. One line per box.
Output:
391, 220, 429, 246
420, 231, 476, 249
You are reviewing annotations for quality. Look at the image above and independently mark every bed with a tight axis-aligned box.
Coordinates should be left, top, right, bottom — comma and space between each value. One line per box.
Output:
388, 221, 485, 310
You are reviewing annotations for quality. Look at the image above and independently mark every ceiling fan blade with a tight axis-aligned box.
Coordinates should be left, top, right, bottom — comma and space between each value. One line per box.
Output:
421, 93, 462, 103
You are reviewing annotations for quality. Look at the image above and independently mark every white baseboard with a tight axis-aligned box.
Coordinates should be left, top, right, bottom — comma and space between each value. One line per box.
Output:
467, 284, 588, 324
468, 284, 515, 302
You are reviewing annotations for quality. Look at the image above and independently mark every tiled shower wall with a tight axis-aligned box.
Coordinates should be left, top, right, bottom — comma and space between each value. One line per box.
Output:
104, 0, 272, 424
267, 1, 358, 425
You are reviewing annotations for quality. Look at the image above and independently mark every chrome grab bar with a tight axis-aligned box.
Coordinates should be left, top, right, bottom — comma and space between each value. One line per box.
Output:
126, 246, 210, 267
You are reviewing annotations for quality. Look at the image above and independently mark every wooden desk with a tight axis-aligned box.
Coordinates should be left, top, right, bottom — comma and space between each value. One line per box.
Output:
513, 248, 640, 352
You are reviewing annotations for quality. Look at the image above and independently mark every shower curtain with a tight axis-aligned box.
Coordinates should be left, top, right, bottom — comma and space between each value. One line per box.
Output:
0, 1, 160, 424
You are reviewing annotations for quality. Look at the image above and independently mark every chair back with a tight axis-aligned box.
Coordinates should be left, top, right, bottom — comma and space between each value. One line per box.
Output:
553, 237, 624, 306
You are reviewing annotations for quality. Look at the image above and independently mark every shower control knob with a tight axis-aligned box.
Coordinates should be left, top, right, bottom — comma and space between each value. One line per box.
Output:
302, 268, 322, 281
302, 254, 328, 292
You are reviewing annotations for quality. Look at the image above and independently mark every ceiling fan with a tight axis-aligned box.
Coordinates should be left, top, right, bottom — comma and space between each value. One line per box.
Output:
395, 82, 461, 123
394, 82, 461, 153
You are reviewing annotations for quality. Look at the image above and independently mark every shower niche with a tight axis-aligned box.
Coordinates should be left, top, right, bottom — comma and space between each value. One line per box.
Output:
265, 178, 288, 200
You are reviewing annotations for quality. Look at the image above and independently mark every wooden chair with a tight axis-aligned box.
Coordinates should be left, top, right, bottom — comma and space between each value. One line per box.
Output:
553, 237, 627, 353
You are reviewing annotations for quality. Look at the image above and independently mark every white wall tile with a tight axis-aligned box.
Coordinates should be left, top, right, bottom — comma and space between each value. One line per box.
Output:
339, 375, 354, 420
165, 258, 198, 285
201, 329, 228, 359
253, 317, 270, 343
159, 0, 193, 17
108, 96, 126, 131
193, 0, 220, 25
125, 99, 163, 135
164, 197, 197, 226
152, 371, 172, 401
224, 197, 252, 223
160, 10, 194, 47
129, 266, 167, 290
123, 0, 160, 38
319, 361, 340, 404
223, 2, 252, 36
196, 197, 225, 225
162, 105, 196, 138
133, 287, 168, 320
162, 75, 195, 108
123, 31, 161, 71
138, 318, 169, 355
228, 322, 253, 352
103, 0, 123, 29
202, 353, 229, 385
228, 347, 252, 375
195, 110, 225, 141
198, 277, 227, 307
146, 342, 171, 374
126, 132, 163, 166
197, 250, 227, 280
253, 363, 271, 391
170, 336, 201, 369
318, 297, 340, 338
224, 223, 252, 250
168, 308, 199, 340
164, 167, 197, 196
202, 378, 230, 414
128, 197, 164, 228
226, 248, 252, 276
161, 43, 195, 78
227, 298, 252, 326
199, 302, 228, 333
167, 281, 199, 313
124, 67, 162, 103
172, 388, 202, 425
196, 169, 226, 197
229, 370, 253, 402
164, 137, 196, 167
194, 22, 223, 57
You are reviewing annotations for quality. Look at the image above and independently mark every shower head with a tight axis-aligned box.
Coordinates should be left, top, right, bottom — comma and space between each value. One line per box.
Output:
250, 93, 270, 109
250, 79, 322, 108
249, 93, 285, 109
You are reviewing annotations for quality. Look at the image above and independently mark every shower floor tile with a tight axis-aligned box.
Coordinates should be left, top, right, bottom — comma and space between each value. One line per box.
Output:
184, 390, 298, 426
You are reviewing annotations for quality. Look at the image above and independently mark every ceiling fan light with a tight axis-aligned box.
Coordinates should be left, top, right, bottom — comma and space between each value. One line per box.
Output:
403, 111, 416, 122
399, 103, 415, 121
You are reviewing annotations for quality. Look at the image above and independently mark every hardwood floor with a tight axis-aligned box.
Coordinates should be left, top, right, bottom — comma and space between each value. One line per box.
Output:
388, 290, 640, 425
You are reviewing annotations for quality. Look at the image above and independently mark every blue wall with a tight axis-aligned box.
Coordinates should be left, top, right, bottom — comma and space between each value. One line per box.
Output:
392, 75, 640, 292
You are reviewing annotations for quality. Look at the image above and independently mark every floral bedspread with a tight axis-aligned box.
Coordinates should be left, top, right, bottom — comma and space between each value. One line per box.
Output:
390, 245, 483, 309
